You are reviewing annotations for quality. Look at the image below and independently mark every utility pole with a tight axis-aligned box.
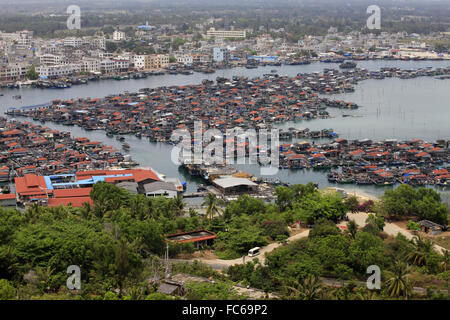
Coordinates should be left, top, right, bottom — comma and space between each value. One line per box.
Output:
165, 242, 170, 279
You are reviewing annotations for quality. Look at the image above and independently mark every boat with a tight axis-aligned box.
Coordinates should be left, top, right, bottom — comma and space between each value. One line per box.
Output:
122, 143, 130, 150
339, 61, 357, 69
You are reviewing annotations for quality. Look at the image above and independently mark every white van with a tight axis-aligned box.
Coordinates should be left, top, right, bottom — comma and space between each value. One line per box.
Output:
248, 247, 261, 257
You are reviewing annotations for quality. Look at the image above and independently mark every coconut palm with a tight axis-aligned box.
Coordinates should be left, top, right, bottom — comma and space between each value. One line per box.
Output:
406, 235, 434, 266
172, 193, 185, 216
385, 261, 412, 299
202, 193, 224, 221
355, 287, 378, 300
346, 219, 358, 239
285, 275, 323, 300
440, 250, 450, 272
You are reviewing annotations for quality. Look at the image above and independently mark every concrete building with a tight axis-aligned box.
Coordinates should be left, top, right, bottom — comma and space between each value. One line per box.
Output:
141, 181, 178, 198
39, 54, 65, 65
206, 27, 246, 40
81, 58, 100, 72
63, 37, 82, 47
100, 60, 116, 74
213, 47, 230, 62
0, 63, 29, 81
175, 53, 193, 65
113, 58, 130, 71
113, 30, 126, 41
37, 64, 81, 78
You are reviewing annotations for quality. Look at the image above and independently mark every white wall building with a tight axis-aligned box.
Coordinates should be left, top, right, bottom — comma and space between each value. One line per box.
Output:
39, 54, 65, 65
63, 37, 82, 47
213, 47, 230, 62
113, 30, 126, 41
175, 54, 193, 65
206, 27, 246, 40
37, 64, 81, 78
81, 58, 100, 72
100, 60, 116, 73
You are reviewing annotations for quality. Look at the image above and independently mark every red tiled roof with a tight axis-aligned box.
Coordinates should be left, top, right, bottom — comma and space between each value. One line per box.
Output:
0, 193, 16, 200
53, 188, 92, 198
48, 197, 93, 207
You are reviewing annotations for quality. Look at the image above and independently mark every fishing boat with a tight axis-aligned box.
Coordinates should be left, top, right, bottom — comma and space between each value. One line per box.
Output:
339, 61, 357, 69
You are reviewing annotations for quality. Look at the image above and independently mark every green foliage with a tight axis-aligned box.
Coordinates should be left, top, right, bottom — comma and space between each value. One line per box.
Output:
308, 219, 341, 239
0, 279, 16, 300
184, 281, 246, 300
261, 220, 289, 240
145, 292, 175, 300
294, 193, 347, 224
344, 196, 359, 213
348, 232, 385, 273
407, 220, 421, 231
378, 185, 448, 224
26, 66, 39, 80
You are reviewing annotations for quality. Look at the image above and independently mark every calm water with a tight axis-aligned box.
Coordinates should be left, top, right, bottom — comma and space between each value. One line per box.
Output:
1, 60, 449, 197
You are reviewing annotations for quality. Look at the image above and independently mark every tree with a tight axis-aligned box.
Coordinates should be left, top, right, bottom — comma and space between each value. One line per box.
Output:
26, 66, 39, 80
285, 275, 323, 300
274, 186, 295, 211
346, 219, 358, 240
348, 232, 385, 273
308, 219, 341, 239
406, 235, 434, 267
385, 261, 411, 299
440, 250, 450, 272
344, 196, 359, 212
114, 238, 141, 296
0, 279, 15, 300
169, 56, 176, 63
203, 193, 223, 221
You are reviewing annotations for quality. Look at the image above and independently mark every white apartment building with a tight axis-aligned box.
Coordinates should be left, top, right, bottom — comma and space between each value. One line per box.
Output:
90, 38, 106, 50
114, 59, 130, 71
100, 60, 116, 74
213, 47, 230, 62
99, 52, 114, 59
37, 64, 81, 78
206, 28, 246, 40
175, 54, 193, 65
63, 37, 83, 47
113, 30, 126, 41
0, 63, 29, 81
39, 54, 65, 65
81, 58, 100, 72
133, 55, 146, 69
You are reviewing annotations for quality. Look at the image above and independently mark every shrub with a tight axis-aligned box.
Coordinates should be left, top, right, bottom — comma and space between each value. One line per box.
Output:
358, 200, 374, 212
406, 220, 421, 231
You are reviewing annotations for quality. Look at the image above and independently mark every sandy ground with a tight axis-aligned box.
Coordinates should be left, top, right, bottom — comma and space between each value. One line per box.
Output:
343, 212, 447, 254
179, 190, 447, 270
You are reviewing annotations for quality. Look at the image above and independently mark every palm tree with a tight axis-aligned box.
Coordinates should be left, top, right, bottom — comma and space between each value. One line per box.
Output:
202, 193, 223, 221
385, 261, 411, 299
173, 194, 184, 216
285, 275, 323, 300
346, 219, 358, 239
25, 203, 41, 222
440, 250, 449, 272
406, 235, 434, 266
355, 288, 378, 300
